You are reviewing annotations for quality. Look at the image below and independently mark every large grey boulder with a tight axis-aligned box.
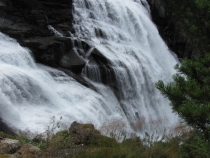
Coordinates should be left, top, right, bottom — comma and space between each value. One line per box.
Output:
69, 122, 100, 145
0, 138, 21, 154
15, 144, 42, 158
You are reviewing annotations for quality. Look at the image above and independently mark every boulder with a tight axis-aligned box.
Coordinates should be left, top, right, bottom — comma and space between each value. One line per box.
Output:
0, 138, 21, 154
69, 122, 100, 145
15, 144, 42, 158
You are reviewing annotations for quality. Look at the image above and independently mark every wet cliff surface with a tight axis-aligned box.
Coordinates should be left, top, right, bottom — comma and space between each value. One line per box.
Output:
0, 0, 77, 68
147, 0, 200, 59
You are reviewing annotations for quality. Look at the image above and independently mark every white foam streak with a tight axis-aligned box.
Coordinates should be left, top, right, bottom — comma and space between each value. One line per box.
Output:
48, 25, 63, 37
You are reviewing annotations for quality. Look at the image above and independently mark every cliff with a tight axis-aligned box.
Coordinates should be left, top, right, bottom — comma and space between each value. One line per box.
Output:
147, 0, 200, 59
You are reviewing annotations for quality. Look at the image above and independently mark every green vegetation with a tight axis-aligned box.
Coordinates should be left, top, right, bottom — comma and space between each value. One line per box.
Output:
155, 1, 210, 157
156, 54, 210, 157
0, 120, 206, 158
163, 0, 210, 54
156, 54, 210, 139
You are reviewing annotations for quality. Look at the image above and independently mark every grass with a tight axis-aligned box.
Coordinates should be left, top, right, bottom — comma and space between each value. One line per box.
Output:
1, 118, 208, 158
0, 155, 11, 158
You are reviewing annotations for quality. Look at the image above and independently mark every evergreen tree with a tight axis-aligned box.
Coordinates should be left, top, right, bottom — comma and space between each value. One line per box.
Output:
156, 54, 210, 140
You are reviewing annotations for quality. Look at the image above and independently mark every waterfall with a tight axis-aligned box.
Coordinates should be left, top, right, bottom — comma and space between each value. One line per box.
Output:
0, 0, 179, 137
73, 0, 179, 134
0, 32, 125, 133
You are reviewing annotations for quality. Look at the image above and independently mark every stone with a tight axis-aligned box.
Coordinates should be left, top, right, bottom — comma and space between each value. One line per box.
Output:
60, 49, 86, 73
69, 122, 100, 145
0, 138, 21, 154
16, 144, 42, 158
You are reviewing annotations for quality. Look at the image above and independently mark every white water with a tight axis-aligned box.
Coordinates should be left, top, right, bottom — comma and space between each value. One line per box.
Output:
0, 33, 126, 133
0, 0, 179, 137
73, 0, 179, 133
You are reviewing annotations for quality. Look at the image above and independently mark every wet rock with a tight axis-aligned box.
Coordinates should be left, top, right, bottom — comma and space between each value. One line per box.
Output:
147, 0, 198, 58
60, 49, 86, 73
26, 14, 49, 26
22, 36, 87, 73
0, 0, 90, 75
0, 119, 15, 135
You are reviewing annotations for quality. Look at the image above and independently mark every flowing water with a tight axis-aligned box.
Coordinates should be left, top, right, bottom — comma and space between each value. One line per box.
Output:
73, 0, 179, 133
0, 0, 179, 137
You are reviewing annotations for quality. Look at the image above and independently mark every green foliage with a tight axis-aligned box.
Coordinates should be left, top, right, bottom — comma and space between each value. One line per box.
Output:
163, 0, 210, 54
31, 134, 46, 150
2, 122, 207, 157
156, 54, 210, 140
76, 135, 184, 158
0, 132, 15, 139
181, 132, 210, 158
194, 0, 210, 8
18, 132, 31, 145
48, 130, 74, 149
16, 116, 67, 150
156, 53, 210, 157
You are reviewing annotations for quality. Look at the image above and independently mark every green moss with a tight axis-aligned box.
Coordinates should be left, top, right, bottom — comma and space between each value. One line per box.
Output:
0, 132, 15, 139
0, 155, 11, 158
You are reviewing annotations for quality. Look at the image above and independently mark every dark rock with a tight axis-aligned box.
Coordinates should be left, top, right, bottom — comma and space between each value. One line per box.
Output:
26, 14, 49, 26
57, 67, 98, 92
60, 49, 86, 73
147, 0, 198, 59
0, 118, 15, 135
22, 36, 87, 73
0, 0, 91, 74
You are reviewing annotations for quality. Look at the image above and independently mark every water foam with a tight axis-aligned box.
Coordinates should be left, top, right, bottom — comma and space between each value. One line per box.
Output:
0, 0, 179, 137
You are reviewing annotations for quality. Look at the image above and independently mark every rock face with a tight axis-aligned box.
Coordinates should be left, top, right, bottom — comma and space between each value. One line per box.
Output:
0, 0, 86, 72
147, 0, 199, 59
0, 119, 15, 135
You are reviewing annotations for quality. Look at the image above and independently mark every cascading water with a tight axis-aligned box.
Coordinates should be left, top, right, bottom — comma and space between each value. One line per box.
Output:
0, 33, 125, 133
73, 0, 179, 133
0, 0, 179, 137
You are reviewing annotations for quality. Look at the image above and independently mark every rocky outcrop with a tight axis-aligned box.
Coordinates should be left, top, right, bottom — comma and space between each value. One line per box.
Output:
0, 138, 21, 154
15, 144, 42, 158
147, 0, 200, 59
0, 0, 84, 71
0, 0, 105, 135
0, 0, 125, 91
0, 119, 15, 136
69, 122, 101, 145
0, 0, 115, 79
